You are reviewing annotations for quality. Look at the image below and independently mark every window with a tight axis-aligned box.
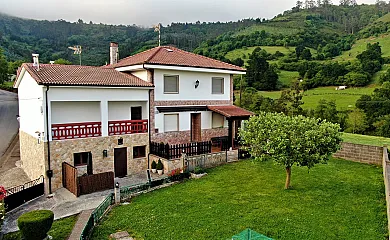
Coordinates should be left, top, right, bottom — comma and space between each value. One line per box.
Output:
133, 146, 146, 158
131, 106, 142, 120
74, 152, 91, 166
164, 75, 179, 93
212, 112, 224, 128
212, 77, 224, 94
164, 114, 179, 132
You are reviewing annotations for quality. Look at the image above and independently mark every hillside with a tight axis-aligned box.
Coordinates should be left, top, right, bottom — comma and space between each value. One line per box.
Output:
0, 13, 257, 65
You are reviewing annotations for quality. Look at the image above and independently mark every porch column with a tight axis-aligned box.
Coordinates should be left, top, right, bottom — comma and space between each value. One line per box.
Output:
101, 100, 108, 137
228, 118, 233, 149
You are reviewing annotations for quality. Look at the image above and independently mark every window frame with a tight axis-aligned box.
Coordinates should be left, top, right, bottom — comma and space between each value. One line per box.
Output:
212, 77, 224, 94
73, 152, 90, 166
163, 75, 179, 94
133, 146, 146, 159
212, 112, 225, 129
164, 113, 179, 132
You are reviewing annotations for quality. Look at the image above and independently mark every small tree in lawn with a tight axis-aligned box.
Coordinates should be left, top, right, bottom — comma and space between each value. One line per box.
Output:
240, 112, 342, 189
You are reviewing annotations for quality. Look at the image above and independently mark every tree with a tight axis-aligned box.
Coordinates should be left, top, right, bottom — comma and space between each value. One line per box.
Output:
314, 99, 339, 123
54, 58, 72, 65
346, 109, 367, 134
356, 42, 383, 75
0, 48, 8, 84
301, 48, 312, 60
240, 113, 342, 189
246, 47, 279, 91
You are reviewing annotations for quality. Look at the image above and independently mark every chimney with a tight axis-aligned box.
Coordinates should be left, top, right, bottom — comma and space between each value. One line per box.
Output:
110, 42, 119, 65
32, 54, 40, 71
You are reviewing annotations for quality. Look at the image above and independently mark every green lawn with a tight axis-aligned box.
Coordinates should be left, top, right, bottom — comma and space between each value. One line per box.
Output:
335, 34, 390, 61
259, 86, 376, 110
343, 133, 390, 147
4, 215, 78, 240
91, 159, 387, 240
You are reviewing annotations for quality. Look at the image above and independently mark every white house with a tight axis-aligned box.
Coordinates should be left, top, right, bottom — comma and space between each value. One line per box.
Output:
15, 43, 252, 194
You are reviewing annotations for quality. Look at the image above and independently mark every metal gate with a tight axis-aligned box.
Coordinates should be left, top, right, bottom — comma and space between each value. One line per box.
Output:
4, 175, 44, 212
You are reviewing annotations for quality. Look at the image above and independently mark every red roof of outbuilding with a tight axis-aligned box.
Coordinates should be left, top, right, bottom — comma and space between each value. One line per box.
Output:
111, 46, 246, 72
207, 105, 254, 118
18, 63, 153, 87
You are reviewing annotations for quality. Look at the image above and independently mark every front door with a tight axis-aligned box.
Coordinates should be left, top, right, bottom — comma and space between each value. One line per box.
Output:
114, 148, 127, 178
191, 113, 201, 142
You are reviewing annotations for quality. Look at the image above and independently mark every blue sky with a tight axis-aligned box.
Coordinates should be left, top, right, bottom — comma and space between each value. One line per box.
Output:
0, 0, 378, 26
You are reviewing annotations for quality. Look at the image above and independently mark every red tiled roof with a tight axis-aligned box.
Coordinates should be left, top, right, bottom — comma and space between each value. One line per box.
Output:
111, 46, 246, 72
207, 105, 254, 118
19, 63, 153, 87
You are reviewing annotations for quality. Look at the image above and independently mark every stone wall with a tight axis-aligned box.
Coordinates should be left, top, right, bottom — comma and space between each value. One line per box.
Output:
333, 142, 383, 165
382, 147, 390, 236
19, 130, 46, 181
50, 133, 149, 191
152, 127, 228, 145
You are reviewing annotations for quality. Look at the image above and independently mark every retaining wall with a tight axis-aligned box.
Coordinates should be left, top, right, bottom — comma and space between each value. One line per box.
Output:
333, 142, 383, 165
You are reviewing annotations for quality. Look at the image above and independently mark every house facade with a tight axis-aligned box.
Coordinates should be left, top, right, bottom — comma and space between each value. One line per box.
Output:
15, 43, 252, 194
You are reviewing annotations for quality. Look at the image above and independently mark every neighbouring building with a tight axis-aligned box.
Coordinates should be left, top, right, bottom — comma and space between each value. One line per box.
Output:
15, 43, 252, 194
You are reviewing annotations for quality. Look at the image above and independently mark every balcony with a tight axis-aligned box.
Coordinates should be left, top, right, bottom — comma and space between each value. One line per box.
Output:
108, 120, 148, 136
52, 120, 148, 140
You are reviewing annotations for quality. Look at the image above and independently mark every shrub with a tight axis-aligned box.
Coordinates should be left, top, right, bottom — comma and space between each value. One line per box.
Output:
168, 168, 190, 181
151, 160, 157, 169
156, 159, 163, 170
18, 210, 54, 240
194, 166, 206, 174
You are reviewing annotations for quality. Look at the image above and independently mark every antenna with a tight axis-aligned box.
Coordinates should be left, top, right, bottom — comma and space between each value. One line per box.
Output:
68, 45, 82, 65
154, 23, 161, 47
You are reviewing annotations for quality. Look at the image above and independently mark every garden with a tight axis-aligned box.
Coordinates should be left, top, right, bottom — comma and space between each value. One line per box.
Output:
91, 158, 387, 240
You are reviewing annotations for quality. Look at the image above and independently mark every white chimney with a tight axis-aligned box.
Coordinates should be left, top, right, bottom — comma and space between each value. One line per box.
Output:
110, 42, 119, 65
32, 54, 40, 70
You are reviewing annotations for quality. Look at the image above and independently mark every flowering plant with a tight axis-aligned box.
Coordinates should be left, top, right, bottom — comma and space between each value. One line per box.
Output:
0, 186, 6, 201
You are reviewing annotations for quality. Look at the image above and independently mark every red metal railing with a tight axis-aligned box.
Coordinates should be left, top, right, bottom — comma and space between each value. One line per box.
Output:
52, 122, 102, 140
108, 120, 148, 136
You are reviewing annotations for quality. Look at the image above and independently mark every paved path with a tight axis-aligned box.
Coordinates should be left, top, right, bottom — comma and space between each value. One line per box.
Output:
0, 89, 18, 157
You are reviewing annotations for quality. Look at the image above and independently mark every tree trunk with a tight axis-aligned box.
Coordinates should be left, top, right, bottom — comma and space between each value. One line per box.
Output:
285, 166, 292, 189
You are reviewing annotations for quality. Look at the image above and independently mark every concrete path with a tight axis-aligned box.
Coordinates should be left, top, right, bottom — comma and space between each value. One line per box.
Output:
0, 89, 18, 157
0, 134, 30, 188
67, 209, 93, 240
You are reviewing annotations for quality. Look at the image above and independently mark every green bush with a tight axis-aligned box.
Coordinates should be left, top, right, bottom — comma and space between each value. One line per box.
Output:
18, 210, 54, 240
156, 159, 163, 170
194, 166, 206, 174
151, 160, 157, 169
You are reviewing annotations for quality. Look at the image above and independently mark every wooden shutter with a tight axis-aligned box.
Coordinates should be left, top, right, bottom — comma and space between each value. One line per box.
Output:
164, 114, 179, 132
164, 75, 179, 93
212, 77, 224, 94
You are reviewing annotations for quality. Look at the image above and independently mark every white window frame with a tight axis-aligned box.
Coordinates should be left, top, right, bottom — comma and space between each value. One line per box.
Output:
212, 77, 224, 94
164, 75, 179, 94
164, 113, 179, 132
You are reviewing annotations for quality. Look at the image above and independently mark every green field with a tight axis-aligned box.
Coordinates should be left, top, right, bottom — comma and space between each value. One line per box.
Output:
259, 86, 376, 110
91, 159, 387, 240
375, 13, 390, 23
226, 46, 296, 63
278, 70, 300, 87
335, 34, 390, 61
234, 25, 300, 36
343, 133, 390, 147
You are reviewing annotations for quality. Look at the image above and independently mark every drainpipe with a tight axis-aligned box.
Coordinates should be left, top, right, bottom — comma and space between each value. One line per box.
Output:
147, 88, 152, 185
45, 85, 52, 194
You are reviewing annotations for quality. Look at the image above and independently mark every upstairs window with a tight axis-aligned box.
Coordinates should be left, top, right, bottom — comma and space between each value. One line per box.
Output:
164, 75, 179, 93
212, 77, 224, 94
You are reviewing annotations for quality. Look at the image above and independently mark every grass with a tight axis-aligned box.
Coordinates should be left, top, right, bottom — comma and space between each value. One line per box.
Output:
258, 86, 376, 110
278, 71, 300, 87
91, 159, 387, 240
334, 34, 390, 61
226, 46, 295, 62
343, 133, 390, 147
3, 215, 78, 240
234, 25, 300, 36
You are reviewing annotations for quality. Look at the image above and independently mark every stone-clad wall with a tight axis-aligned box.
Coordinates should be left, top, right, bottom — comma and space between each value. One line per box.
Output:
152, 128, 228, 145
333, 142, 383, 165
19, 130, 47, 181
50, 133, 149, 191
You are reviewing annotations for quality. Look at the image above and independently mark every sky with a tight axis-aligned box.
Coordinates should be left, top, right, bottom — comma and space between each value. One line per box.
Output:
0, 0, 379, 27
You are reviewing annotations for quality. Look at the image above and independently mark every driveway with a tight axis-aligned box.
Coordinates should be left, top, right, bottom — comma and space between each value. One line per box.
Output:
0, 89, 18, 157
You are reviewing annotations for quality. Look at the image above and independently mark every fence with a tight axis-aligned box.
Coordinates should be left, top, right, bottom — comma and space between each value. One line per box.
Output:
4, 176, 44, 212
80, 193, 114, 240
108, 120, 148, 135
185, 151, 227, 172
52, 122, 102, 140
151, 141, 212, 159
78, 172, 114, 195
62, 162, 78, 196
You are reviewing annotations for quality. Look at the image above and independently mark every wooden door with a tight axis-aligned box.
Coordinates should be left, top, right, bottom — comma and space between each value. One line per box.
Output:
114, 148, 127, 178
131, 107, 142, 120
191, 113, 201, 142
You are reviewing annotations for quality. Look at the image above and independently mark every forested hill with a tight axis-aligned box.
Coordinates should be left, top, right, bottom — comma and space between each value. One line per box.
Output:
0, 13, 256, 66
